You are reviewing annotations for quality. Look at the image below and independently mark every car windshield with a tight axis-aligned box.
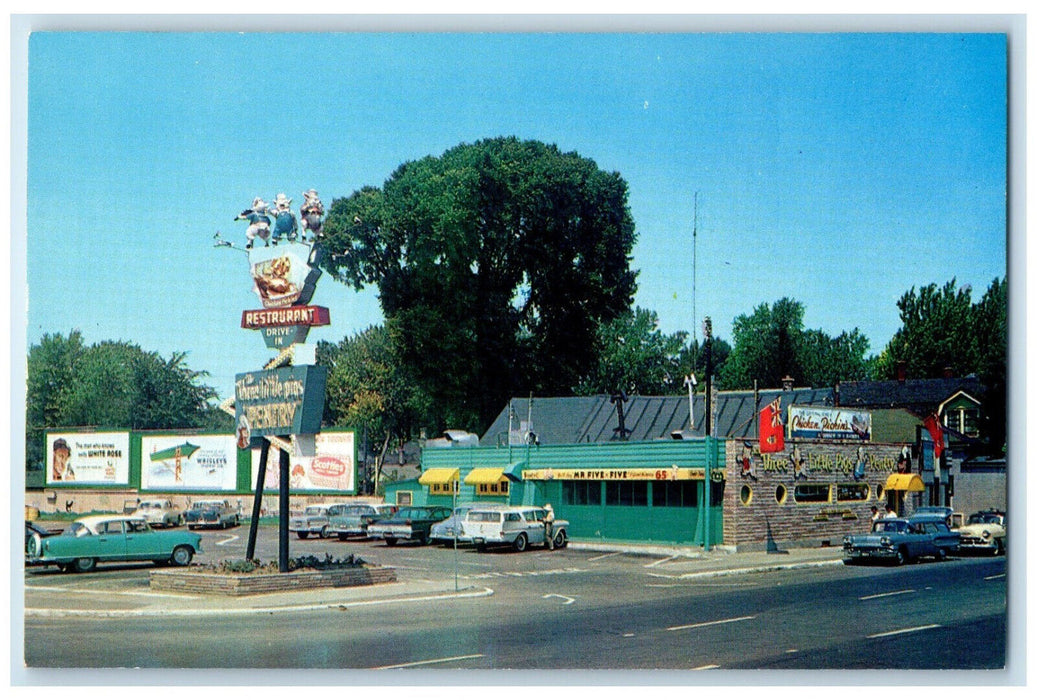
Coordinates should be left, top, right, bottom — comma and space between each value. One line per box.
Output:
396, 509, 426, 519
968, 513, 1002, 525
68, 522, 92, 537
873, 521, 905, 533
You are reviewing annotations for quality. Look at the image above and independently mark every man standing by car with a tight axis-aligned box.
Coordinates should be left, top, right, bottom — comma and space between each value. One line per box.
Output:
543, 503, 555, 547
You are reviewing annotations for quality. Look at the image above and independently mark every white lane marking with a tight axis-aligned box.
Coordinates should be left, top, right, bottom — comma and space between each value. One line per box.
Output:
542, 593, 576, 605
985, 573, 1005, 581
26, 586, 495, 618
866, 624, 941, 639
667, 615, 756, 632
623, 633, 636, 638
216, 535, 239, 546
645, 555, 677, 568
858, 589, 916, 601
371, 654, 485, 670
693, 664, 720, 670
587, 552, 622, 562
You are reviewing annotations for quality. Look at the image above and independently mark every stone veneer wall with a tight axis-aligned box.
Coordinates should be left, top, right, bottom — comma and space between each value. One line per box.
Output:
722, 440, 910, 552
149, 566, 397, 596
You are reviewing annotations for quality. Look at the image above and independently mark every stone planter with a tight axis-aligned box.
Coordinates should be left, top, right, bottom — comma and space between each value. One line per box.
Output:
149, 565, 397, 596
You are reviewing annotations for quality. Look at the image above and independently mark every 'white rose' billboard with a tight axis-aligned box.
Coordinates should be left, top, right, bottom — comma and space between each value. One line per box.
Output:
46, 432, 130, 486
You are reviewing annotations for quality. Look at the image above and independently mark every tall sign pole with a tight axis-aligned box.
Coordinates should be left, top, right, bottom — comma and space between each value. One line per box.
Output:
217, 190, 330, 572
702, 316, 713, 552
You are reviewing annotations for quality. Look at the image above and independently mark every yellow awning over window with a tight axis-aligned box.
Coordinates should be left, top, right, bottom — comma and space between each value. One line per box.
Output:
884, 473, 925, 492
464, 468, 507, 485
419, 468, 459, 485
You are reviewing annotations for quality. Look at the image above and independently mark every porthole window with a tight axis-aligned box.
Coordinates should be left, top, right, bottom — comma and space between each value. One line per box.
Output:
775, 484, 787, 504
740, 485, 753, 506
875, 484, 884, 500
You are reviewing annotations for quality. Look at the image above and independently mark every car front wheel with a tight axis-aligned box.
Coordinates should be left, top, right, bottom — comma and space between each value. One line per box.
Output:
553, 530, 567, 549
297, 532, 309, 539
893, 548, 906, 566
384, 537, 398, 546
170, 545, 193, 567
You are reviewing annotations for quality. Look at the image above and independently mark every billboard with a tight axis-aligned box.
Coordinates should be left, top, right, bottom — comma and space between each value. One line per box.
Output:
140, 434, 239, 491
251, 430, 356, 493
788, 406, 872, 441
46, 432, 130, 486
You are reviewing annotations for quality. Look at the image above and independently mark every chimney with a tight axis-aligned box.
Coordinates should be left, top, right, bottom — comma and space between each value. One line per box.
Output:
897, 361, 907, 383
943, 366, 954, 379
781, 376, 794, 392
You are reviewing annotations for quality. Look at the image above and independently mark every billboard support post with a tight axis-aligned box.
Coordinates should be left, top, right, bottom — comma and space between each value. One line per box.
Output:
246, 439, 271, 560
279, 442, 291, 572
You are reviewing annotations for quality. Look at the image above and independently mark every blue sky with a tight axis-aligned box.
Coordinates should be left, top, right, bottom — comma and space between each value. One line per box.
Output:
22, 30, 1007, 401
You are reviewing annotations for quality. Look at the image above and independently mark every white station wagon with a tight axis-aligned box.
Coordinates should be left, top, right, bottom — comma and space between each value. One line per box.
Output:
464, 505, 569, 552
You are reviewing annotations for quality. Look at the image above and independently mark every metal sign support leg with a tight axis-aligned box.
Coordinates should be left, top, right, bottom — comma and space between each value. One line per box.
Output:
246, 439, 271, 560
279, 442, 290, 572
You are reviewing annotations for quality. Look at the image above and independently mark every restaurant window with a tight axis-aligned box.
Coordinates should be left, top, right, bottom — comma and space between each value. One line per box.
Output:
836, 483, 869, 502
605, 481, 649, 506
775, 484, 788, 504
396, 491, 413, 506
652, 481, 698, 508
429, 481, 459, 495
739, 485, 753, 506
477, 481, 509, 496
562, 481, 602, 506
793, 484, 831, 504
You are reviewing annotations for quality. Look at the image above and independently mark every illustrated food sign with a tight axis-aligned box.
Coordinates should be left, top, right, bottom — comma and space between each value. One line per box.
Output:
141, 435, 238, 491
251, 431, 356, 493
46, 432, 130, 486
234, 365, 328, 444
249, 243, 321, 309
788, 406, 872, 441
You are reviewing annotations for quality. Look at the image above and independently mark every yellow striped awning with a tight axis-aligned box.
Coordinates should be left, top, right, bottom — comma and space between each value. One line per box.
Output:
884, 473, 925, 492
418, 468, 459, 485
464, 468, 507, 485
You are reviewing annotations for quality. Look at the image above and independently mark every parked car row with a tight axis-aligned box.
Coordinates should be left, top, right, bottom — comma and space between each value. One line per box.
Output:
843, 508, 1007, 566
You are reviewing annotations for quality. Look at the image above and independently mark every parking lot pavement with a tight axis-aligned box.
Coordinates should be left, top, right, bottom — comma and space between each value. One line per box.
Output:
23, 533, 847, 618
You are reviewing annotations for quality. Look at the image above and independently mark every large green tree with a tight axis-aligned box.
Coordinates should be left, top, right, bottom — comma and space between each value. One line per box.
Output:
322, 137, 638, 432
719, 298, 870, 390
25, 332, 228, 472
875, 278, 1007, 453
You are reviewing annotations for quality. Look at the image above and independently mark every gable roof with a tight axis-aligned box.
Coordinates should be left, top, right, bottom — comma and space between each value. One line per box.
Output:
837, 377, 985, 416
481, 388, 835, 446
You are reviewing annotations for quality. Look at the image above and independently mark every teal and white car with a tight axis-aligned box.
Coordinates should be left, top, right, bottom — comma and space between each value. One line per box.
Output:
25, 514, 203, 573
465, 506, 569, 552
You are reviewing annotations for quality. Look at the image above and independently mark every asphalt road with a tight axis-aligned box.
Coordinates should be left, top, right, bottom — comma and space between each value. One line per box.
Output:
21, 525, 1008, 672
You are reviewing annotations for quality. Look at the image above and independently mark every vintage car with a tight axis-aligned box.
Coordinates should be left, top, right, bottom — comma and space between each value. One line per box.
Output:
955, 509, 1006, 555
843, 514, 960, 565
289, 503, 351, 539
326, 503, 399, 540
184, 499, 239, 530
464, 505, 570, 552
25, 514, 203, 573
25, 521, 62, 563
133, 499, 183, 528
366, 506, 453, 546
429, 503, 507, 545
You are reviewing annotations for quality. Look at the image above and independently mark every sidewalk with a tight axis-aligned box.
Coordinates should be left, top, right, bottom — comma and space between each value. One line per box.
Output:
24, 541, 846, 618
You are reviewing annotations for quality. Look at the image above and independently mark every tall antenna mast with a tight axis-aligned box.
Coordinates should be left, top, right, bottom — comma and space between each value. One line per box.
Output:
693, 191, 699, 347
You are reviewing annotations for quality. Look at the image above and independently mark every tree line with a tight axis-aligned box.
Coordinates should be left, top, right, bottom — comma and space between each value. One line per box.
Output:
25, 137, 1007, 475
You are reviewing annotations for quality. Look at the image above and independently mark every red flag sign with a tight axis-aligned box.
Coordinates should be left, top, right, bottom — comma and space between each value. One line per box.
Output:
923, 414, 944, 460
759, 399, 785, 453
